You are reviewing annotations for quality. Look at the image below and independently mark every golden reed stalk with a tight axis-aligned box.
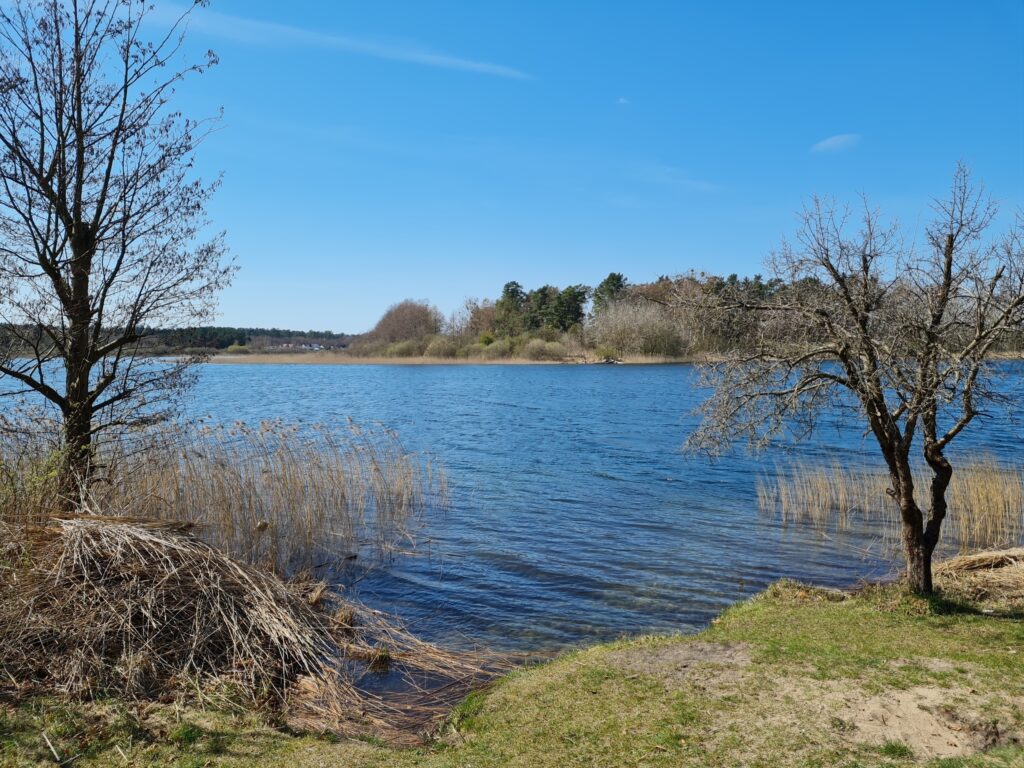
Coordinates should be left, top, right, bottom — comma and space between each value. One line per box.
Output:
759, 457, 1024, 553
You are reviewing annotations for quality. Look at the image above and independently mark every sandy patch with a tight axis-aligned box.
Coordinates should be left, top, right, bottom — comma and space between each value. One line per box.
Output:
606, 642, 1021, 759
802, 681, 1020, 758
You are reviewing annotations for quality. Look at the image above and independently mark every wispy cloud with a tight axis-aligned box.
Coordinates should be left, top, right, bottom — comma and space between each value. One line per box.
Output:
810, 133, 861, 153
633, 163, 718, 192
157, 4, 529, 80
617, 97, 630, 105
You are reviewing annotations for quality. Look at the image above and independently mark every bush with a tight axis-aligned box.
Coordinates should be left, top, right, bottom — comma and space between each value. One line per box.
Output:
480, 339, 512, 360
478, 332, 495, 346
424, 336, 458, 358
386, 340, 425, 357
637, 325, 684, 356
522, 339, 567, 361
347, 340, 388, 358
224, 343, 249, 354
594, 345, 618, 361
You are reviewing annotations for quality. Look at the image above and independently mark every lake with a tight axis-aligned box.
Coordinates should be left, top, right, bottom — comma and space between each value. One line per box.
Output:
191, 362, 1023, 653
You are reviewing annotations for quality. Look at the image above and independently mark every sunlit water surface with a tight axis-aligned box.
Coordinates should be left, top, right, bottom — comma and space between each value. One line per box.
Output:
190, 362, 1023, 653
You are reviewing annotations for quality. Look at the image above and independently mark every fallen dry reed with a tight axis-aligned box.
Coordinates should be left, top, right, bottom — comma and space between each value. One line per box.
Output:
758, 457, 1024, 554
0, 515, 492, 742
934, 548, 1024, 610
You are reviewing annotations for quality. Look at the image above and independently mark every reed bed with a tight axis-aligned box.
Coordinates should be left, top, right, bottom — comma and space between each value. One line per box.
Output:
0, 420, 448, 579
0, 515, 493, 742
758, 457, 1024, 554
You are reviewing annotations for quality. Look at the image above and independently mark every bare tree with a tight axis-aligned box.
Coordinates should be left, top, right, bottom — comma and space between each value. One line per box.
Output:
686, 165, 1024, 593
0, 0, 233, 489
367, 300, 444, 343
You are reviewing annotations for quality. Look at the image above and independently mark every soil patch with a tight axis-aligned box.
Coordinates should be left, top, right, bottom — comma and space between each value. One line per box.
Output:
607, 641, 752, 688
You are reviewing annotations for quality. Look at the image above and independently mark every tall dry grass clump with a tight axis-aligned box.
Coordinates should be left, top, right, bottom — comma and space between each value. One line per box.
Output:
759, 457, 1024, 554
0, 421, 447, 578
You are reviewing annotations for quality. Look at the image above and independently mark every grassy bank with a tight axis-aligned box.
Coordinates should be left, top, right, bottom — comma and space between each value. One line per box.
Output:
4, 556, 1022, 767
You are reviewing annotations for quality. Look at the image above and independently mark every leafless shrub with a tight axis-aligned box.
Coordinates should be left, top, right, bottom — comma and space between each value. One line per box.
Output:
365, 300, 444, 344
590, 299, 687, 357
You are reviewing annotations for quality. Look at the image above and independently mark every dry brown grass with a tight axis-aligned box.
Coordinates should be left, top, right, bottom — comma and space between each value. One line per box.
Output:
0, 515, 494, 742
0, 421, 447, 578
758, 457, 1024, 554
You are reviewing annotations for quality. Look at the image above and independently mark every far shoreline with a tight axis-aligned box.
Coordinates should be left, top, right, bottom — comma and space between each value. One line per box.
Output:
205, 352, 709, 366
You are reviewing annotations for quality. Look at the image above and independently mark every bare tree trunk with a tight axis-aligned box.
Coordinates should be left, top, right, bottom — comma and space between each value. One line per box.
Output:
891, 452, 935, 594
61, 395, 93, 497
902, 521, 932, 594
62, 226, 97, 497
917, 445, 953, 594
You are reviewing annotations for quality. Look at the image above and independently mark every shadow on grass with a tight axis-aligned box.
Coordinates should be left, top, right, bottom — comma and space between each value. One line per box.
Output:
925, 592, 1024, 621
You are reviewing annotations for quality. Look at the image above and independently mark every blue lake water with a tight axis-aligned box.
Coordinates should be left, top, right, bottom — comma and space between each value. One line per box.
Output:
190, 362, 1023, 653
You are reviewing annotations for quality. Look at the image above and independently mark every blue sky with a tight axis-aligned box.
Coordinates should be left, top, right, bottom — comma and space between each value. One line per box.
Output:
167, 1, 1024, 333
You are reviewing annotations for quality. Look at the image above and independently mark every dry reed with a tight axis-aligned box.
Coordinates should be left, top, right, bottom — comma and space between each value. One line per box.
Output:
0, 423, 491, 741
0, 421, 448, 579
934, 548, 1024, 609
759, 457, 1024, 554
0, 514, 494, 742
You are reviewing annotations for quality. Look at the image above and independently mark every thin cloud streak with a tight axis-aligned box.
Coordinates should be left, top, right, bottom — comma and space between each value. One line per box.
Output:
158, 4, 530, 80
810, 133, 861, 153
633, 163, 719, 192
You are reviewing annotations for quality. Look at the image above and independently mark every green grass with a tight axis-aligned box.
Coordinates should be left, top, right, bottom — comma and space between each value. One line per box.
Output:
2, 580, 1021, 767
881, 741, 916, 759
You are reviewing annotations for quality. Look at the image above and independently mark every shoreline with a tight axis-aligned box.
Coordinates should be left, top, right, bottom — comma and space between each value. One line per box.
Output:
205, 352, 708, 365
204, 350, 1024, 366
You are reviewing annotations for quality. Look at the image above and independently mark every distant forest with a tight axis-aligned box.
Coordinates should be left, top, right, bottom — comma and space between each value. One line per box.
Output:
144, 327, 353, 354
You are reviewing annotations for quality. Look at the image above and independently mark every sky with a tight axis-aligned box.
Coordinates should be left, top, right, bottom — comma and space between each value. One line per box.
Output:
160, 0, 1024, 333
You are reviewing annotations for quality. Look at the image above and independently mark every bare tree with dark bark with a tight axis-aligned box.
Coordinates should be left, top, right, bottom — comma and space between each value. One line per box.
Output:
685, 165, 1024, 593
0, 0, 233, 490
